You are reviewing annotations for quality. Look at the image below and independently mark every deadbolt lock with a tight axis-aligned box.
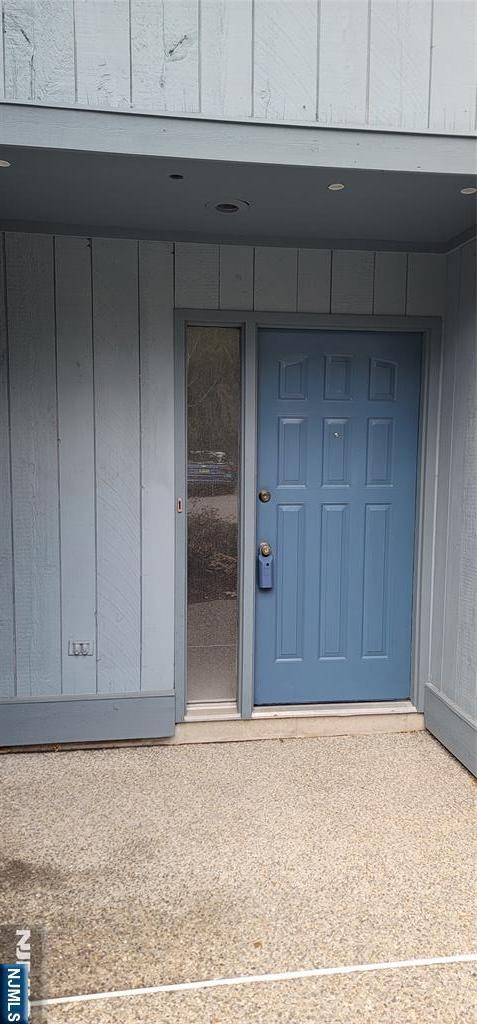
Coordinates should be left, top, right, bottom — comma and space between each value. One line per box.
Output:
258, 489, 271, 503
259, 542, 272, 558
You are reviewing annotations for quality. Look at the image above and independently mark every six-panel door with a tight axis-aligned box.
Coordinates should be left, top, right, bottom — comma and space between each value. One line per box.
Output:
255, 329, 421, 705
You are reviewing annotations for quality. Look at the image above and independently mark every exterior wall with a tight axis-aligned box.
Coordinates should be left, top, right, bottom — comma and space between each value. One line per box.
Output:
426, 238, 477, 773
0, 234, 175, 702
0, 233, 446, 738
1, 1, 476, 135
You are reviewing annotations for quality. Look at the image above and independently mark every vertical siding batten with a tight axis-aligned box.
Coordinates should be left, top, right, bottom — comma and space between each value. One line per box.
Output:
0, 5, 4, 101
75, 0, 131, 108
368, 0, 432, 130
139, 240, 175, 692
0, 235, 15, 696
430, 249, 457, 687
331, 250, 374, 314
6, 232, 61, 696
429, 0, 477, 133
131, 0, 199, 113
174, 242, 219, 308
455, 239, 477, 719
3, 0, 75, 103
254, 247, 298, 312
373, 251, 407, 315
201, 0, 253, 118
219, 245, 254, 310
318, 0, 369, 126
297, 249, 332, 313
253, 0, 318, 121
55, 235, 96, 695
92, 238, 141, 692
406, 253, 446, 316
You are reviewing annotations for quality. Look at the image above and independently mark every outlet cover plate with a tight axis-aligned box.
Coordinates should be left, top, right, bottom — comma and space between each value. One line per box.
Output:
68, 641, 94, 657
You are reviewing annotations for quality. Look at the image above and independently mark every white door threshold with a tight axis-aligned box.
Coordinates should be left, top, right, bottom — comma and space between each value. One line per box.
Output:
160, 701, 424, 745
252, 700, 417, 719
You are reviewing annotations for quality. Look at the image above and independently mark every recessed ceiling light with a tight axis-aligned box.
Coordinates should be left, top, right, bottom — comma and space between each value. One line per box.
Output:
169, 173, 184, 180
0, 160, 11, 168
328, 182, 345, 191
460, 186, 477, 195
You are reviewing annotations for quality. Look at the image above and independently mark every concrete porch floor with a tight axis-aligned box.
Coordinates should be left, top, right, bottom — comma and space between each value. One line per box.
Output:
1, 731, 476, 1023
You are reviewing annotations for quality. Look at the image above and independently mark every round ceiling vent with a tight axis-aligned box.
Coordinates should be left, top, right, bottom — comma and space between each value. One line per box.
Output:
206, 198, 250, 214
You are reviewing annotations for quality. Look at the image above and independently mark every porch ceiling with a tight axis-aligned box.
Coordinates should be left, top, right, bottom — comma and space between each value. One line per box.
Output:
0, 144, 475, 252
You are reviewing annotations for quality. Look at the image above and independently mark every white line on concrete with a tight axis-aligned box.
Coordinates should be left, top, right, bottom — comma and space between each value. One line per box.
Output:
32, 953, 477, 1007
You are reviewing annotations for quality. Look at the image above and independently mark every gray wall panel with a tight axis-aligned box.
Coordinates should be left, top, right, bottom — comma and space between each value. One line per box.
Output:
175, 243, 219, 309
430, 250, 459, 685
368, 1, 432, 131
452, 240, 477, 719
254, 247, 298, 312
0, 236, 14, 696
253, 0, 318, 122
200, 0, 253, 119
219, 245, 254, 311
428, 1, 477, 134
331, 250, 374, 315
406, 254, 446, 317
92, 238, 141, 694
5, 232, 61, 696
74, 0, 130, 109
55, 236, 97, 695
1, 232, 474, 753
297, 250, 331, 314
373, 252, 407, 316
426, 237, 477, 768
139, 240, 175, 692
4, 0, 75, 104
131, 0, 200, 114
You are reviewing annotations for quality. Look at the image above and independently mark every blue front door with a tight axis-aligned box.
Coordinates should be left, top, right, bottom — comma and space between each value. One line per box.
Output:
255, 329, 421, 705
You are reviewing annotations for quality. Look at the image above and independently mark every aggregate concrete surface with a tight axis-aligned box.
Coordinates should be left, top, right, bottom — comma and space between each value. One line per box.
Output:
1, 731, 475, 1022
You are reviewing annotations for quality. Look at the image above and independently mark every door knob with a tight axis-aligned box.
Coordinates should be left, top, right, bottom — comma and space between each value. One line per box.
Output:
258, 489, 271, 503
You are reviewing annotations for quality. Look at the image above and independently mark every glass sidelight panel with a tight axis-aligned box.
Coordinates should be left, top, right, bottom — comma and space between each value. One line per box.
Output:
186, 326, 241, 703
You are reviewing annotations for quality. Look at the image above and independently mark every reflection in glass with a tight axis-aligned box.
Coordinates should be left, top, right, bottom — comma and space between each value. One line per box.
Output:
186, 327, 240, 703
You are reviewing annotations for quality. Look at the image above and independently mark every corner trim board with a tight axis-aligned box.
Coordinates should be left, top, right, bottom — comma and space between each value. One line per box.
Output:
424, 685, 477, 776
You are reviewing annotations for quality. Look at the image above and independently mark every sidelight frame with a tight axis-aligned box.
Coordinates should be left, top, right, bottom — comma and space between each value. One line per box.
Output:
175, 311, 442, 722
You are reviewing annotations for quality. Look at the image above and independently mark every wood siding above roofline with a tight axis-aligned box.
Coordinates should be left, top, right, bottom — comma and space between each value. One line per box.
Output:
1, 0, 476, 136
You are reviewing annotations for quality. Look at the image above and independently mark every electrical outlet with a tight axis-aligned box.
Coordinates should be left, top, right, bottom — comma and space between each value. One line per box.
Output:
68, 641, 94, 657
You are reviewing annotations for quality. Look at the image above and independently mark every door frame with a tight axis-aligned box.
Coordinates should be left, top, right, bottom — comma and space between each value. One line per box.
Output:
175, 311, 442, 722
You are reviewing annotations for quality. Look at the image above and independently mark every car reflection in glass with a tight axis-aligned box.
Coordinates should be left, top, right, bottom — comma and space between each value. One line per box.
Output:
188, 450, 237, 494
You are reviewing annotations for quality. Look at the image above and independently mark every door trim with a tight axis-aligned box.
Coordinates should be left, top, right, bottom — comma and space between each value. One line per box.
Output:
175, 312, 442, 721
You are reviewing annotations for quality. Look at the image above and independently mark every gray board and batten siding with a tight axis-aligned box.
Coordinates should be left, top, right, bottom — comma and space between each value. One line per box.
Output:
0, 235, 475, 770
426, 238, 477, 775
0, 235, 176, 742
1, 0, 476, 136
